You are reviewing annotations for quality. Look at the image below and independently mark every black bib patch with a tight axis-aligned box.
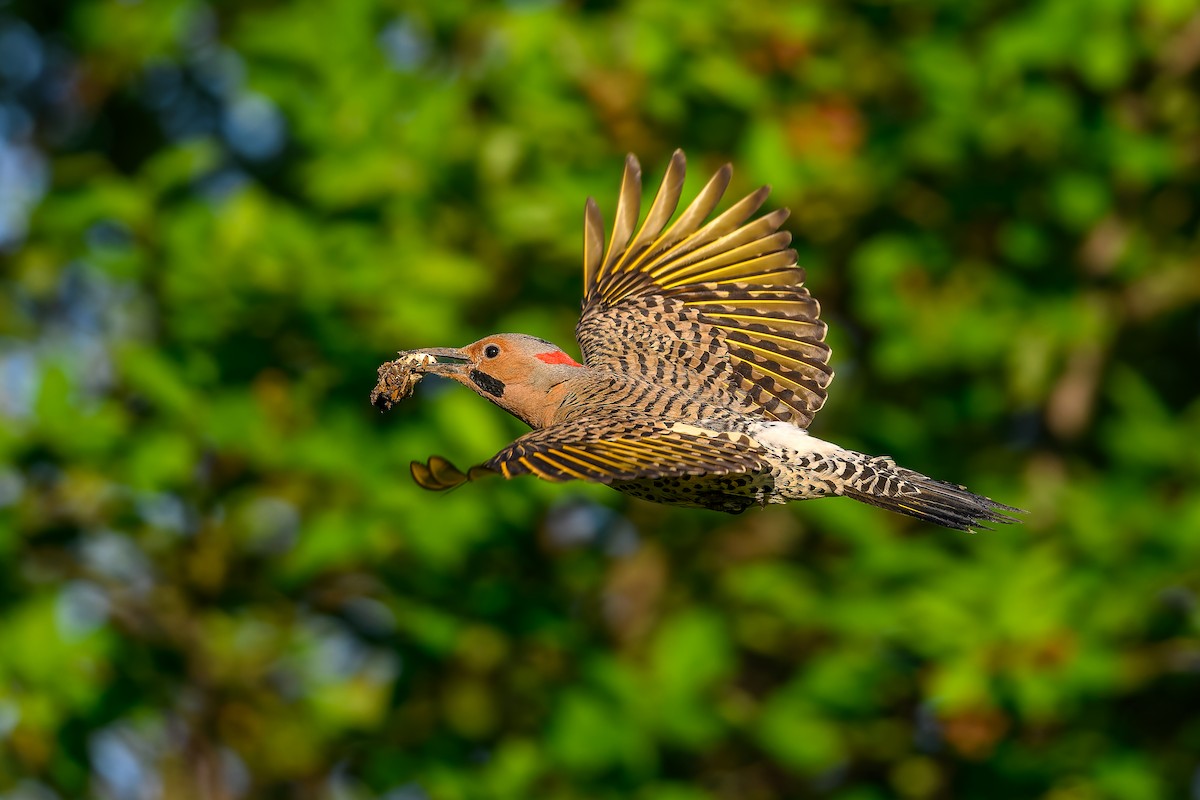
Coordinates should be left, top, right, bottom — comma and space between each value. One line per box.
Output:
469, 369, 505, 398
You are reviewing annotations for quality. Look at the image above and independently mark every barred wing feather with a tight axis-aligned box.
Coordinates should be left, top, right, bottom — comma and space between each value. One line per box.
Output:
410, 417, 767, 490
576, 150, 834, 428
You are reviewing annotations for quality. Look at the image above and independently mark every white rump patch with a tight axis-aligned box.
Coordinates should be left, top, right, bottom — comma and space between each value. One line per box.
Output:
750, 421, 845, 456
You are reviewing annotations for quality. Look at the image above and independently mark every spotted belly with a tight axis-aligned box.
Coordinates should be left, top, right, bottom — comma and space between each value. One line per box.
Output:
611, 471, 775, 514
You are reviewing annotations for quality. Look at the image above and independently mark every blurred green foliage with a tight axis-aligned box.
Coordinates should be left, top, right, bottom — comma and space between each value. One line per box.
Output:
1, 0, 1199, 798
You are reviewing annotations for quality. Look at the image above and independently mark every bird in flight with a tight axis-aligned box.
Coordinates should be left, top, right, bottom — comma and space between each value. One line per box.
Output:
372, 151, 1022, 531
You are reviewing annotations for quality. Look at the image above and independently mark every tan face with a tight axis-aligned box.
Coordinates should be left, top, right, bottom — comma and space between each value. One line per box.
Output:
406, 333, 584, 428
460, 336, 524, 396
459, 335, 580, 395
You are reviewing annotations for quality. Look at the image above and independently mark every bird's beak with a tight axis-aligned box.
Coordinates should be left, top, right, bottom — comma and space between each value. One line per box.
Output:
397, 347, 472, 376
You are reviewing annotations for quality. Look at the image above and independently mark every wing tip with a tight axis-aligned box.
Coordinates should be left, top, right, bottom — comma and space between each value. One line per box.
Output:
583, 196, 604, 289
745, 184, 772, 212
714, 162, 733, 186
624, 152, 642, 177
411, 456, 468, 491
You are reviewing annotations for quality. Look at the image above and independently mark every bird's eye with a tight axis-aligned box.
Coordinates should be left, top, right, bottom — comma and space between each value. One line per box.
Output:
484, 344, 500, 358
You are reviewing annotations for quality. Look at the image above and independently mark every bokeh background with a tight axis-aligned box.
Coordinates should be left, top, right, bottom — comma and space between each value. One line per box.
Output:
2, 1, 1200, 798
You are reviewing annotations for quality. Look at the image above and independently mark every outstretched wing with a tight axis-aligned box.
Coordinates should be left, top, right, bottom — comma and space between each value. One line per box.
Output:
411, 417, 767, 491
575, 150, 833, 428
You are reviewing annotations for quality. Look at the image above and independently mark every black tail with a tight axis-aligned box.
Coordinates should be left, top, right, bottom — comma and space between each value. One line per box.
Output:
841, 455, 1024, 532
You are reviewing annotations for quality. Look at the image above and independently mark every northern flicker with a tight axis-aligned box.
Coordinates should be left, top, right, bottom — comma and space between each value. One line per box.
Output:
373, 151, 1022, 531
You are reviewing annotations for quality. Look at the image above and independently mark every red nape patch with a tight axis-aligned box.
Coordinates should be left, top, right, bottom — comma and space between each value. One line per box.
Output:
536, 350, 582, 367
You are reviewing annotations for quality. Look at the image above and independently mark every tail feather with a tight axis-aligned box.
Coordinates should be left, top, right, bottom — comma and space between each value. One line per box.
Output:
841, 456, 1024, 532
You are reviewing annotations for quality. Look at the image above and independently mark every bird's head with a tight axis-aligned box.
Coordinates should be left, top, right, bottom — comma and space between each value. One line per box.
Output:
403, 333, 585, 428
